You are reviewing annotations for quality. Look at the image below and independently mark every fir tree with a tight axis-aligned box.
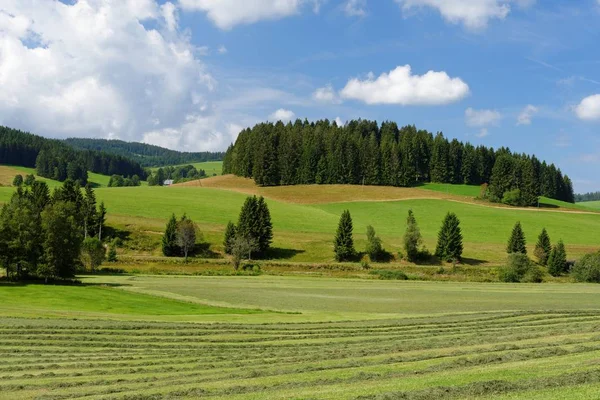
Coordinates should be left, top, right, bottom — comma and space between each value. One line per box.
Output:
162, 214, 179, 257
334, 210, 355, 262
534, 228, 551, 265
403, 209, 423, 262
365, 225, 383, 262
435, 212, 463, 262
507, 222, 527, 254
256, 196, 273, 254
83, 184, 97, 239
97, 202, 107, 241
223, 221, 237, 255
548, 240, 567, 276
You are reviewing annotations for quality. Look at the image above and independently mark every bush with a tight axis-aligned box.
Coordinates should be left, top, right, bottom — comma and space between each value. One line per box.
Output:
571, 252, 600, 283
498, 253, 540, 283
369, 269, 408, 280
502, 189, 522, 206
80, 237, 106, 272
365, 225, 384, 262
360, 259, 371, 270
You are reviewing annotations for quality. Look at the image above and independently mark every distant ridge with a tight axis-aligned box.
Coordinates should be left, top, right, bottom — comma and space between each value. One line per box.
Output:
64, 138, 224, 167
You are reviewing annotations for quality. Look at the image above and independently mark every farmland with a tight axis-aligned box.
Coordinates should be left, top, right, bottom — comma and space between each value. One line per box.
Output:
2, 276, 600, 399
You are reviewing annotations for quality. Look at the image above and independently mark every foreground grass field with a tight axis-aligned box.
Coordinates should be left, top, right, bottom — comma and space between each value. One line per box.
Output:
2, 275, 600, 399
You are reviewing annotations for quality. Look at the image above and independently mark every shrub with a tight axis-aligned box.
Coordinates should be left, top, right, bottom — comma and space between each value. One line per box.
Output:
365, 225, 383, 261
360, 259, 371, 270
572, 252, 600, 283
502, 189, 522, 206
403, 210, 423, 262
12, 174, 23, 187
522, 265, 544, 283
80, 237, 106, 272
499, 253, 537, 283
370, 269, 408, 280
547, 240, 567, 276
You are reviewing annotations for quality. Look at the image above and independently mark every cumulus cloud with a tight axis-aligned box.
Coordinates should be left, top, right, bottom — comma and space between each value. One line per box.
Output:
269, 108, 296, 122
218, 45, 228, 54
575, 94, 600, 121
340, 65, 469, 106
0, 0, 248, 151
344, 0, 367, 17
465, 107, 502, 127
179, 0, 320, 30
395, 0, 528, 31
313, 85, 341, 103
517, 104, 538, 125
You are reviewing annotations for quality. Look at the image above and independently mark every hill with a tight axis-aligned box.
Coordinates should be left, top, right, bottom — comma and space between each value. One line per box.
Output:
64, 138, 224, 167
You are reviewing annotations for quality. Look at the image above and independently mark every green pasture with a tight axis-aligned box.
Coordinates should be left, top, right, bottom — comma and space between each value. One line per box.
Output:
90, 185, 600, 263
578, 200, 600, 210
2, 275, 600, 399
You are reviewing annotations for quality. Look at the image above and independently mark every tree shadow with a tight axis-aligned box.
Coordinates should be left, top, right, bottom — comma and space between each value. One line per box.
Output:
263, 247, 306, 260
537, 202, 560, 209
460, 257, 487, 266
103, 226, 131, 243
193, 242, 220, 259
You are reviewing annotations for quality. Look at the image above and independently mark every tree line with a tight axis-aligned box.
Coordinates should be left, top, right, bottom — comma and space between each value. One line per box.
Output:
0, 180, 108, 281
575, 192, 600, 203
148, 165, 208, 186
222, 119, 574, 205
0, 126, 147, 185
64, 138, 224, 167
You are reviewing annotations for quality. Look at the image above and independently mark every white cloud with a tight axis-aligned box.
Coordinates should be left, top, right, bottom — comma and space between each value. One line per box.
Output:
517, 104, 538, 125
179, 0, 320, 30
575, 94, 600, 121
313, 84, 341, 103
0, 0, 243, 150
475, 128, 489, 138
344, 0, 367, 17
335, 117, 345, 126
465, 107, 502, 127
340, 65, 469, 106
218, 45, 228, 54
396, 0, 522, 31
269, 108, 296, 122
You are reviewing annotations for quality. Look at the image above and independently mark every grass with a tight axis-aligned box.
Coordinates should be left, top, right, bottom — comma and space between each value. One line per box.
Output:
578, 200, 600, 210
2, 275, 600, 399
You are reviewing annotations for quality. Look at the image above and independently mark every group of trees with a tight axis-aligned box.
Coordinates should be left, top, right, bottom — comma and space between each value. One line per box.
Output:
65, 138, 224, 167
108, 174, 141, 187
12, 174, 36, 187
162, 214, 200, 261
0, 180, 108, 281
503, 223, 568, 282
223, 196, 273, 269
148, 165, 207, 186
333, 209, 463, 263
575, 192, 600, 202
0, 126, 147, 186
223, 119, 574, 204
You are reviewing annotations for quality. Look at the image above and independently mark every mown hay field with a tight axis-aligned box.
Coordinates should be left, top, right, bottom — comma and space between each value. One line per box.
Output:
2, 276, 600, 399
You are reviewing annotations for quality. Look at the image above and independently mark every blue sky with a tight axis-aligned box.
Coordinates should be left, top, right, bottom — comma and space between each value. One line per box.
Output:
0, 0, 599, 192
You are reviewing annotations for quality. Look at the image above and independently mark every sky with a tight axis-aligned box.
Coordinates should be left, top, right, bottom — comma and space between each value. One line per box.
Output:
0, 0, 599, 192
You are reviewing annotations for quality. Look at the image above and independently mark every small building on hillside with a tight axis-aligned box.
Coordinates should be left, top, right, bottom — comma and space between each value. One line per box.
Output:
163, 179, 174, 186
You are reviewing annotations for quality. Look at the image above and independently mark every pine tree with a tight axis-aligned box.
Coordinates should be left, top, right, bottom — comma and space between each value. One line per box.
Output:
365, 225, 383, 261
403, 209, 423, 262
534, 228, 551, 265
83, 184, 97, 239
97, 202, 107, 241
256, 196, 273, 254
334, 210, 355, 262
162, 214, 179, 256
435, 212, 463, 262
223, 221, 237, 255
548, 240, 567, 276
507, 222, 527, 254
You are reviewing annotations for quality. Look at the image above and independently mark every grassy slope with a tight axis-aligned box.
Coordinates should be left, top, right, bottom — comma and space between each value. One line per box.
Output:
578, 200, 600, 210
93, 185, 600, 263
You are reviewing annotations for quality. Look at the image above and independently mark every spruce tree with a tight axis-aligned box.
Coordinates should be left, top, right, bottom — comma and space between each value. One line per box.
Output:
223, 221, 237, 255
534, 228, 551, 265
162, 214, 179, 256
365, 225, 383, 261
83, 184, 97, 239
403, 209, 423, 262
334, 210, 355, 262
548, 240, 567, 276
507, 222, 527, 254
435, 212, 463, 262
256, 196, 273, 254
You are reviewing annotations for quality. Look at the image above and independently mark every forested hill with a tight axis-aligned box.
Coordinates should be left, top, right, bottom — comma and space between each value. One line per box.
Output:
64, 138, 224, 167
0, 126, 146, 184
223, 119, 575, 205
576, 192, 600, 202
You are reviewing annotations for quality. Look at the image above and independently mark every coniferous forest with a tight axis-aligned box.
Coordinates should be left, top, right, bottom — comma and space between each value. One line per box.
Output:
0, 126, 147, 184
223, 119, 575, 205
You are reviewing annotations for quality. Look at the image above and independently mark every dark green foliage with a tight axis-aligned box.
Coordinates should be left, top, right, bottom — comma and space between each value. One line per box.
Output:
572, 252, 600, 283
24, 174, 35, 186
369, 269, 409, 280
223, 221, 237, 255
81, 237, 106, 272
365, 225, 384, 262
435, 212, 463, 262
107, 240, 118, 262
97, 201, 107, 241
403, 209, 423, 262
226, 119, 573, 203
147, 165, 206, 186
507, 222, 527, 254
162, 214, 179, 257
534, 228, 552, 266
12, 175, 23, 187
40, 201, 83, 281
64, 137, 223, 167
576, 191, 600, 202
236, 196, 273, 256
502, 189, 522, 206
334, 210, 355, 262
499, 253, 542, 283
176, 216, 199, 261
547, 240, 567, 276
83, 184, 97, 239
